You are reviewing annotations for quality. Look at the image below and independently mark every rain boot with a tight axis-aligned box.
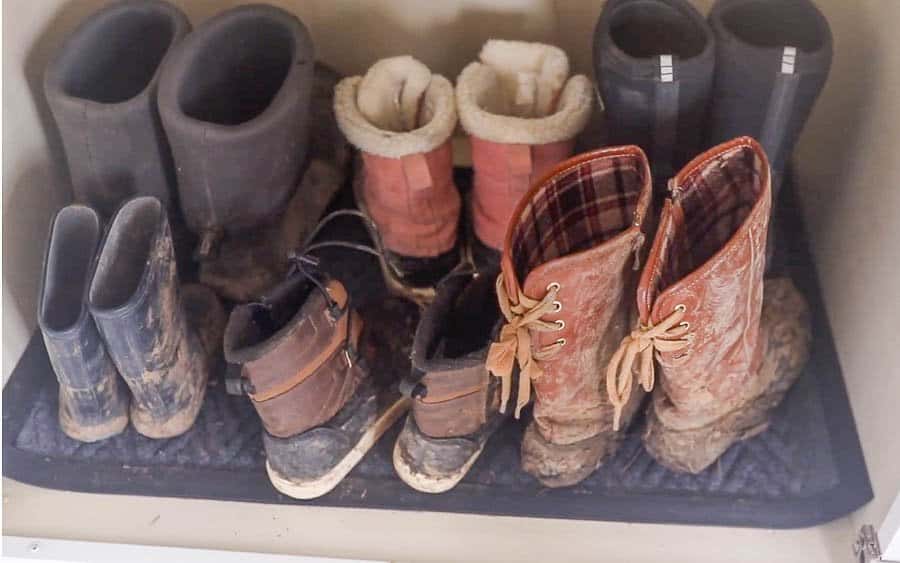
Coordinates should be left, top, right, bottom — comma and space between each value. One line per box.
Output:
456, 40, 593, 267
38, 205, 129, 442
157, 4, 316, 301
708, 0, 832, 193
224, 240, 409, 500
488, 146, 653, 487
43, 0, 190, 216
88, 196, 224, 439
593, 0, 714, 190
393, 265, 505, 493
604, 137, 811, 474
334, 56, 461, 305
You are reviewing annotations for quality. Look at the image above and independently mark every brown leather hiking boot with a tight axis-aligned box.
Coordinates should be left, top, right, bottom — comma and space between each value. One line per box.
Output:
606, 136, 811, 474
334, 56, 461, 305
455, 40, 593, 266
224, 237, 410, 499
489, 146, 653, 487
393, 265, 505, 493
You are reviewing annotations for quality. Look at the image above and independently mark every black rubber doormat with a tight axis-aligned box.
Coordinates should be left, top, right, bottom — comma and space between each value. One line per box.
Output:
2, 178, 872, 529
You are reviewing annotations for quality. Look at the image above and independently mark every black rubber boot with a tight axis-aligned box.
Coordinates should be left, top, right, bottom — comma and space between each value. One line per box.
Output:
38, 205, 130, 442
88, 197, 224, 439
707, 0, 832, 192
593, 0, 715, 191
157, 4, 315, 300
43, 0, 190, 217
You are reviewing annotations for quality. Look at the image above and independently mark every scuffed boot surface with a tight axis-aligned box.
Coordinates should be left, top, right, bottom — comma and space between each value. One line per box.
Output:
519, 422, 621, 488
264, 380, 409, 500
644, 277, 811, 474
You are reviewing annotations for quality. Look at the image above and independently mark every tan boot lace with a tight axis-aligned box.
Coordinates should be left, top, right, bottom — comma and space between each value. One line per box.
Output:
606, 304, 691, 431
486, 275, 566, 418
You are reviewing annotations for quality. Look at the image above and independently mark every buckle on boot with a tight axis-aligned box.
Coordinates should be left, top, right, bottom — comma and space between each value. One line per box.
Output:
224, 363, 255, 396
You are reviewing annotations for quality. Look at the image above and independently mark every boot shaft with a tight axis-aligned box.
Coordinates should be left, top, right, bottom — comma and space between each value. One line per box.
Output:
158, 4, 315, 238
335, 56, 460, 260
593, 0, 714, 182
708, 0, 832, 186
457, 40, 593, 251
409, 268, 501, 439
44, 0, 190, 216
637, 137, 771, 411
494, 146, 652, 443
224, 273, 364, 438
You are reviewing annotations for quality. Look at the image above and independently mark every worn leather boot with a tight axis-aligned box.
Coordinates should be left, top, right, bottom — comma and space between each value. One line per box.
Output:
593, 0, 714, 190
334, 56, 461, 305
488, 146, 653, 487
44, 0, 190, 216
38, 205, 130, 442
224, 252, 409, 499
604, 137, 811, 474
393, 266, 505, 493
708, 0, 832, 193
88, 197, 224, 439
157, 5, 316, 301
456, 40, 593, 267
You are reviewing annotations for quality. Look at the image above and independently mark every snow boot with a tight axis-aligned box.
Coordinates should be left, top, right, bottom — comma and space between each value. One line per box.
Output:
604, 137, 811, 474
223, 219, 410, 499
43, 0, 190, 216
334, 56, 461, 305
393, 265, 506, 493
88, 196, 224, 439
456, 40, 593, 267
38, 205, 130, 442
489, 146, 653, 487
707, 0, 832, 193
157, 4, 316, 301
593, 0, 715, 190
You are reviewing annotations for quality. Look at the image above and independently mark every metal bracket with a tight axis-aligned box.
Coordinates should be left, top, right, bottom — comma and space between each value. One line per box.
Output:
854, 525, 882, 563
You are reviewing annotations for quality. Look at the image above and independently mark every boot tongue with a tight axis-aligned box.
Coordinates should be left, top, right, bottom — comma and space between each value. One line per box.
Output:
478, 40, 569, 118
357, 56, 432, 132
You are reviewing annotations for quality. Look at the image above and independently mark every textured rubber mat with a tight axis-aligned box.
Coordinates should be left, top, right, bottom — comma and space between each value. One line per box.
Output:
2, 168, 872, 528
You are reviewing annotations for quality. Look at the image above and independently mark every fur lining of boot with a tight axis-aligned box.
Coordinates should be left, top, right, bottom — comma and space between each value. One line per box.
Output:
456, 40, 593, 144
334, 56, 457, 158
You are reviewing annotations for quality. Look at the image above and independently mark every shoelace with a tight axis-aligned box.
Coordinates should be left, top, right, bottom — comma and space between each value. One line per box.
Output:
486, 275, 565, 418
606, 304, 691, 431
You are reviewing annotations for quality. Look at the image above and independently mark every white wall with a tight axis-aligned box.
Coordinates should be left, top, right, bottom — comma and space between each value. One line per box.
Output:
2, 0, 898, 553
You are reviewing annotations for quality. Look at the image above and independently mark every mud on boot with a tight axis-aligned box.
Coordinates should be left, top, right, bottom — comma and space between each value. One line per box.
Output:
393, 266, 506, 493
334, 56, 462, 305
39, 205, 130, 442
489, 146, 654, 488
89, 197, 223, 439
224, 253, 408, 499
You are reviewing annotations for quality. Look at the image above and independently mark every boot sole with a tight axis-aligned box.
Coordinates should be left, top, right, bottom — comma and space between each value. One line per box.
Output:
265, 396, 410, 500
59, 407, 129, 443
391, 438, 485, 494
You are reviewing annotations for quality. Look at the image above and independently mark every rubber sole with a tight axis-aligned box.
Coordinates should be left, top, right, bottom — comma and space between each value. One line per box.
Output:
265, 396, 411, 500
392, 438, 485, 494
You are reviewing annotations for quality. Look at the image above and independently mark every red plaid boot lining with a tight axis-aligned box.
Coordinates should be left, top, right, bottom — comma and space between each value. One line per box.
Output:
510, 156, 645, 280
659, 144, 765, 289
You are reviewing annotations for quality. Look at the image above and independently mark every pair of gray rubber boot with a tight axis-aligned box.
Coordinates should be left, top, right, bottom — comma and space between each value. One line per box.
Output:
43, 0, 338, 303
38, 198, 224, 442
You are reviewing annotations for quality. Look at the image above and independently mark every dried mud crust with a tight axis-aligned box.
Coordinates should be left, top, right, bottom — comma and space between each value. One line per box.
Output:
520, 421, 624, 488
643, 277, 812, 474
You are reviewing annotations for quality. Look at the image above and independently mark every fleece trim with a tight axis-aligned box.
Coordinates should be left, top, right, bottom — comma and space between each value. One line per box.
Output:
334, 56, 457, 158
456, 40, 593, 145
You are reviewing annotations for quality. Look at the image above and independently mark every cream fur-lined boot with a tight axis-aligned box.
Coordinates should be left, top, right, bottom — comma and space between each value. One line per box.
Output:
456, 40, 594, 267
335, 56, 461, 305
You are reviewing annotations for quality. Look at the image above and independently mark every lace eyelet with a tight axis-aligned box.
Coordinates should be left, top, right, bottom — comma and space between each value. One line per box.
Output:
679, 321, 690, 330
552, 300, 563, 313
556, 338, 567, 346
546, 282, 561, 293
555, 319, 566, 331
675, 303, 687, 313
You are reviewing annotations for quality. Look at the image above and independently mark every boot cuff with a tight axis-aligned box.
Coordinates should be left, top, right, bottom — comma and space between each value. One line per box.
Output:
334, 56, 456, 158
456, 40, 593, 145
